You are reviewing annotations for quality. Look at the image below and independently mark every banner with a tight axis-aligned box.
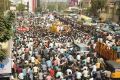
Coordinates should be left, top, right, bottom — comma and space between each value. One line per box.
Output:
0, 40, 12, 74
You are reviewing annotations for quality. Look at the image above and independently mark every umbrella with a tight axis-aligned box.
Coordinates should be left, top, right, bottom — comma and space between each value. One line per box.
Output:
16, 26, 29, 32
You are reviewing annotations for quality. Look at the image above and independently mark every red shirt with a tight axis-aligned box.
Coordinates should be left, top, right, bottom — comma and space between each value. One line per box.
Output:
13, 63, 17, 72
49, 69, 55, 77
17, 67, 22, 74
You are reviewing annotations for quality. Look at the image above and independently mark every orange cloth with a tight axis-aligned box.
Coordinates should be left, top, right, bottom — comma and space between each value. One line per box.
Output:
35, 59, 40, 65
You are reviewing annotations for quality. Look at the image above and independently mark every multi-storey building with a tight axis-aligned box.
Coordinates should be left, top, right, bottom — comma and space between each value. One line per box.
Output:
40, 0, 68, 12
100, 0, 120, 22
29, 0, 37, 13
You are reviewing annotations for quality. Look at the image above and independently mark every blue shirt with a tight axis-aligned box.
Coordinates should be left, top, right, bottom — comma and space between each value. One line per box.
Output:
22, 68, 27, 76
46, 60, 52, 68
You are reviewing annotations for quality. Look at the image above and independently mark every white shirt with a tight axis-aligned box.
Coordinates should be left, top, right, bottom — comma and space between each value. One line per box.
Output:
10, 75, 14, 80
18, 73, 24, 79
89, 78, 94, 80
60, 48, 65, 54
39, 72, 43, 79
82, 66, 88, 70
92, 65, 97, 72
33, 66, 38, 73
31, 57, 35, 63
21, 54, 25, 60
18, 49, 22, 55
66, 69, 72, 75
68, 55, 74, 61
86, 57, 90, 63
21, 47, 25, 52
29, 51, 32, 56
76, 71, 82, 79
83, 70, 89, 77
93, 44, 96, 49
49, 43, 53, 48
76, 54, 81, 60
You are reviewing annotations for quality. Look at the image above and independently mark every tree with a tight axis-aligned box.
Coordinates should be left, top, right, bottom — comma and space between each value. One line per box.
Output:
0, 0, 11, 17
36, 7, 42, 12
16, 3, 25, 12
47, 4, 56, 12
0, 10, 15, 61
90, 0, 107, 16
0, 49, 7, 62
58, 2, 68, 12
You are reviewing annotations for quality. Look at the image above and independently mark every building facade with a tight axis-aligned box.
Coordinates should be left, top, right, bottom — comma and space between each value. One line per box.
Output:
82, 0, 91, 8
29, 0, 37, 13
40, 0, 68, 12
100, 0, 120, 22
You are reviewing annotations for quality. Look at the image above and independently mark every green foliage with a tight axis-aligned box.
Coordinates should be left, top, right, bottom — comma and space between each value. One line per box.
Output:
0, 10, 15, 62
0, 0, 11, 17
16, 3, 25, 12
4, 10, 15, 23
0, 49, 7, 62
47, 4, 56, 11
58, 3, 68, 12
47, 2, 68, 12
0, 11, 15, 42
90, 0, 107, 16
0, 10, 15, 42
36, 7, 42, 12
77, 20, 83, 25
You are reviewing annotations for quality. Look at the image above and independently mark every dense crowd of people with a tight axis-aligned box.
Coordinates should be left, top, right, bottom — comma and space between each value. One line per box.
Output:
10, 13, 119, 80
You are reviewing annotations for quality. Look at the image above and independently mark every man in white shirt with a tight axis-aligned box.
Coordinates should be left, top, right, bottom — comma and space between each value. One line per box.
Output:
31, 56, 35, 63
66, 69, 72, 75
76, 53, 81, 61
21, 53, 25, 60
75, 70, 82, 79
33, 65, 39, 73
18, 72, 24, 80
49, 43, 53, 48
68, 55, 74, 62
82, 69, 89, 79
82, 66, 88, 71
92, 64, 97, 72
